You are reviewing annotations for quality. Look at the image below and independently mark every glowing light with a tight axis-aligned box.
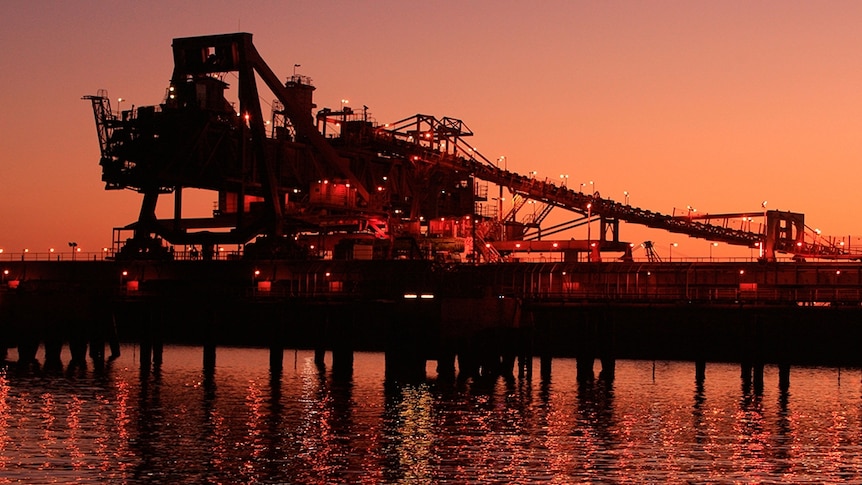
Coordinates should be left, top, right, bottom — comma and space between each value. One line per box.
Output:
420, 293, 435, 299
739, 269, 745, 275
325, 272, 331, 277
404, 293, 418, 299
254, 270, 261, 276
121, 271, 128, 277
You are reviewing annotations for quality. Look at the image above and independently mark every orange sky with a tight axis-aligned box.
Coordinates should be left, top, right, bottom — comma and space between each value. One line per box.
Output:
2, 1, 862, 259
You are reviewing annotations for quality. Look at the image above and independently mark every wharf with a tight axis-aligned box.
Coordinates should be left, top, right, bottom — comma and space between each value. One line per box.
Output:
1, 260, 861, 380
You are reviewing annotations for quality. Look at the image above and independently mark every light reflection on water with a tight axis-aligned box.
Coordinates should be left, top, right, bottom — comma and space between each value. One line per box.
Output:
0, 346, 860, 483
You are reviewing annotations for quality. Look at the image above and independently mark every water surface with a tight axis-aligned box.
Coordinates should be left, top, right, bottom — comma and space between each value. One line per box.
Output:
0, 346, 860, 483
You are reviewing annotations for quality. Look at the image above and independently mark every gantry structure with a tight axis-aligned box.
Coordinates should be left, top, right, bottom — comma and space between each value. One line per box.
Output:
84, 33, 857, 262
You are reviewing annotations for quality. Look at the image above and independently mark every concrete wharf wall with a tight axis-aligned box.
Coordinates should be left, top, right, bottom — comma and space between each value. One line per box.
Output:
0, 260, 861, 380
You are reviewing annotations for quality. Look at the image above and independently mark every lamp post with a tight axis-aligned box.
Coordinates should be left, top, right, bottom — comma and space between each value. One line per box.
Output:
686, 205, 696, 220
624, 191, 629, 205
669, 242, 678, 262
709, 242, 718, 261
587, 203, 592, 262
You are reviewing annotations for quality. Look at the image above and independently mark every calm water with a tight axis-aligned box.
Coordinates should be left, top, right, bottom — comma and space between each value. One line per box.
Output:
0, 346, 861, 484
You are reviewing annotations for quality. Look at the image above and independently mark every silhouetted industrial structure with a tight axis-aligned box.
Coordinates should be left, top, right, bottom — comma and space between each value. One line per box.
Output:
84, 33, 859, 264
4, 32, 859, 384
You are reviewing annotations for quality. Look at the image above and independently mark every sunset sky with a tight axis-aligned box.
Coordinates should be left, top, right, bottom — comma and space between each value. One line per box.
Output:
2, 1, 862, 259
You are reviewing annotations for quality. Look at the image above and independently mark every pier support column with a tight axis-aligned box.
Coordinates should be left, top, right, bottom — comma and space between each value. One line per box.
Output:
436, 351, 456, 381
107, 310, 121, 360
140, 339, 152, 370
518, 320, 534, 379
456, 350, 479, 381
536, 314, 553, 381
598, 312, 615, 381
740, 361, 753, 388
599, 357, 615, 381
89, 334, 105, 367
43, 338, 63, 371
752, 362, 764, 392
332, 347, 353, 379
576, 356, 595, 382
69, 334, 88, 369
203, 342, 216, 372
314, 348, 326, 368
16, 338, 39, 370
269, 345, 283, 372
695, 360, 706, 382
575, 312, 596, 382
152, 341, 163, 366
331, 306, 354, 380
540, 354, 552, 381
778, 363, 790, 390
